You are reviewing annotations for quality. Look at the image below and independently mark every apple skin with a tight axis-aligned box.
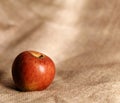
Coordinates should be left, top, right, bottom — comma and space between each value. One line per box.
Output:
12, 51, 55, 91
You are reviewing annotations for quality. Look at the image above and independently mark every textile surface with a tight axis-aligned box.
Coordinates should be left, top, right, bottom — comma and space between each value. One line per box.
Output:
0, 0, 120, 103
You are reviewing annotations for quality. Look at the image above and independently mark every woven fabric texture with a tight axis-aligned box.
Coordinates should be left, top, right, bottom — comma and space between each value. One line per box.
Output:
0, 0, 120, 103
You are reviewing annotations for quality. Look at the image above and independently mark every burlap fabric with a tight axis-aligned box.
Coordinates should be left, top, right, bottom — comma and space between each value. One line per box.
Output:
0, 0, 120, 103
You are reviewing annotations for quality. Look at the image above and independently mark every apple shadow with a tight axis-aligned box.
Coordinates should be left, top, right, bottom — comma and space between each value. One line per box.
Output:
0, 70, 5, 83
4, 80, 17, 91
0, 69, 18, 91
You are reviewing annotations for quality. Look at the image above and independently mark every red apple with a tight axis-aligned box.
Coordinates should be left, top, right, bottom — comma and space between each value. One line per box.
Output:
12, 51, 55, 91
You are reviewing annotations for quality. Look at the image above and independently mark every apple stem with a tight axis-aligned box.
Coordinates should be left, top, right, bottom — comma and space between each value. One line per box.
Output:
39, 55, 44, 58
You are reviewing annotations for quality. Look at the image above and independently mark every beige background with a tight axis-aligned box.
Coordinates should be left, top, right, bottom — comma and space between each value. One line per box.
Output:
0, 0, 120, 103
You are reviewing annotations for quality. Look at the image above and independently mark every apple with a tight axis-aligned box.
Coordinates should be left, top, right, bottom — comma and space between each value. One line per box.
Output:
12, 51, 55, 91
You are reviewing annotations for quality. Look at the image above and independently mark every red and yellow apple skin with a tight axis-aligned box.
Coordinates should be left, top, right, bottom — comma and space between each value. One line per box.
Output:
12, 51, 55, 91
